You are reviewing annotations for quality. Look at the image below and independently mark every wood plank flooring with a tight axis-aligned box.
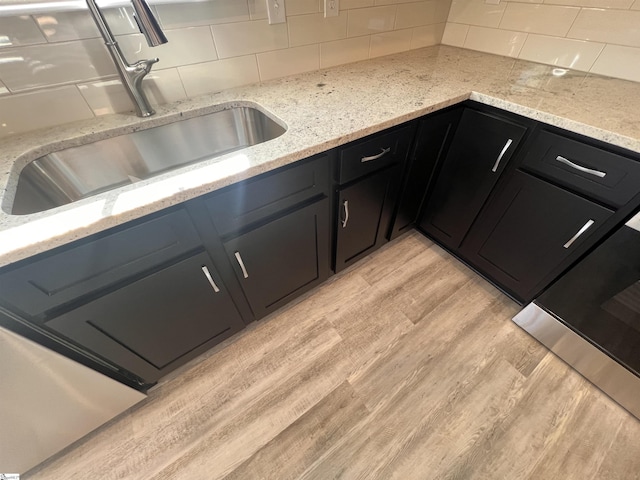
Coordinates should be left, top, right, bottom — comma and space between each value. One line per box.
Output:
26, 231, 640, 480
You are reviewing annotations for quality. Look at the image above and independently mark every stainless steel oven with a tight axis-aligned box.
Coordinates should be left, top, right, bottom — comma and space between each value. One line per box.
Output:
514, 210, 640, 419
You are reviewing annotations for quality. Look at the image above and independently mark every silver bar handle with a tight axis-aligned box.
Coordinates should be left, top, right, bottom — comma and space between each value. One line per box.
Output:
563, 219, 595, 249
361, 147, 391, 163
201, 265, 220, 293
234, 251, 249, 278
341, 200, 349, 228
491, 138, 513, 172
556, 155, 606, 178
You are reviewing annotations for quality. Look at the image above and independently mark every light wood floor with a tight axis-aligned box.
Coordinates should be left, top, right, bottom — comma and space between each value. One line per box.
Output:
27, 231, 640, 480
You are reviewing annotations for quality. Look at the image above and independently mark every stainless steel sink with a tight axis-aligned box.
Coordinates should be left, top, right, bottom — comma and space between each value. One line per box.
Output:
10, 106, 286, 215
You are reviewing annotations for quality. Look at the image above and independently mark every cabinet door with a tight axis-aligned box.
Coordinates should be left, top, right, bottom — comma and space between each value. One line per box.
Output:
419, 108, 527, 249
460, 171, 613, 302
223, 199, 330, 318
46, 252, 245, 384
335, 171, 394, 272
391, 108, 462, 239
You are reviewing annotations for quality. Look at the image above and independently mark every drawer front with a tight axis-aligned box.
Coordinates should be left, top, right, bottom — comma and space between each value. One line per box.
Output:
206, 154, 330, 236
0, 208, 202, 317
338, 124, 414, 184
522, 129, 640, 208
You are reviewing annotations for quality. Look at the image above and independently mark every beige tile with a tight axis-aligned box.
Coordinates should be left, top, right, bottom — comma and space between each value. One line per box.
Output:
395, 0, 448, 29
464, 26, 527, 57
411, 22, 446, 48
441, 22, 469, 46
0, 16, 46, 48
0, 85, 93, 138
257, 44, 319, 81
499, 3, 579, 37
287, 0, 323, 15
156, 0, 249, 28
289, 12, 347, 47
320, 36, 370, 67
633, 0, 640, 9
178, 55, 260, 96
448, 0, 506, 28
212, 20, 289, 59
370, 28, 413, 57
375, 0, 423, 4
347, 5, 397, 37
544, 0, 633, 7
568, 8, 640, 48
342, 0, 375, 7
590, 44, 640, 82
518, 34, 605, 71
34, 7, 138, 42
78, 68, 187, 115
248, 0, 268, 20
0, 38, 115, 92
0, 79, 8, 95
117, 27, 217, 70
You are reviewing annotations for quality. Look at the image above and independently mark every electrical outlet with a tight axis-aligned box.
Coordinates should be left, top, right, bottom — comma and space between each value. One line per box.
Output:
266, 0, 286, 24
324, 0, 339, 17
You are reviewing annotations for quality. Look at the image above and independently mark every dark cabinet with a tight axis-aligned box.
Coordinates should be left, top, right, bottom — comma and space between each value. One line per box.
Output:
419, 107, 528, 250
459, 171, 613, 302
391, 107, 462, 239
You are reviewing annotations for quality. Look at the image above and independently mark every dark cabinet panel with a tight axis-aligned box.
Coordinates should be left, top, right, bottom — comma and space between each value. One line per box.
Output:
335, 170, 395, 271
391, 107, 462, 239
460, 171, 613, 302
419, 108, 528, 249
46, 252, 245, 383
223, 199, 330, 318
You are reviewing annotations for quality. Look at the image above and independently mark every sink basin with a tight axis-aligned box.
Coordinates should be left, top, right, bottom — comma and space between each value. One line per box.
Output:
10, 106, 286, 215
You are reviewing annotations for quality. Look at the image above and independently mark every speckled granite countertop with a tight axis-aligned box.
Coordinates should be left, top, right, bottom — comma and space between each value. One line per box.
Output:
2, 45, 640, 268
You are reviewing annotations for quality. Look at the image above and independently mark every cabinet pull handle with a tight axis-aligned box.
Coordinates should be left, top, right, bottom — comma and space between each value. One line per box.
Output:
201, 265, 220, 293
491, 138, 513, 173
234, 251, 249, 278
556, 155, 606, 178
563, 219, 595, 249
342, 200, 349, 228
361, 147, 391, 163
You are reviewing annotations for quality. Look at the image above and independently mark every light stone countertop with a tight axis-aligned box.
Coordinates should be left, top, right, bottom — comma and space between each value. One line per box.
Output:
1, 45, 640, 269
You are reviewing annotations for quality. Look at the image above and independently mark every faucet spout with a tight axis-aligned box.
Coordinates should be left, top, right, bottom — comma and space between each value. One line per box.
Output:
86, 0, 167, 117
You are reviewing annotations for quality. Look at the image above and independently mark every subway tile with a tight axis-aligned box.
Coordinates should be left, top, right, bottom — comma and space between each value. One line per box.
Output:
544, 0, 633, 7
257, 44, 319, 81
0, 38, 115, 92
0, 16, 46, 48
590, 44, 640, 82
448, 0, 506, 28
212, 20, 288, 58
441, 22, 469, 47
155, 0, 249, 29
342, 0, 375, 7
0, 86, 93, 138
568, 8, 640, 48
287, 0, 323, 15
518, 34, 605, 71
499, 3, 579, 37
411, 22, 446, 48
289, 12, 347, 47
178, 55, 260, 97
370, 28, 413, 57
117, 27, 217, 70
395, 1, 448, 29
320, 36, 371, 68
78, 68, 187, 115
464, 26, 527, 57
248, 0, 268, 20
33, 7, 138, 42
347, 6, 397, 37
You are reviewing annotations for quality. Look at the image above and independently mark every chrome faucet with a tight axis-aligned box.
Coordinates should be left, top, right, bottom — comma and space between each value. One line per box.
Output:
86, 0, 168, 117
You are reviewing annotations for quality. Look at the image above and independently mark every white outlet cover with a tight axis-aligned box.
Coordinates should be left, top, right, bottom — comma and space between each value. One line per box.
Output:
324, 0, 339, 17
266, 0, 287, 24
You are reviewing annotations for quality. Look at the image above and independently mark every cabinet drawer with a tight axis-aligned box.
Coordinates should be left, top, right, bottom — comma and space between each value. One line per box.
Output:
522, 129, 640, 208
338, 124, 414, 184
0, 208, 202, 317
206, 154, 330, 236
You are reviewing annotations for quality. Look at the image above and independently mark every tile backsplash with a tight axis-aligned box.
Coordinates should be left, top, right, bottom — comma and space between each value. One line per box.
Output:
443, 0, 640, 83
0, 0, 449, 137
